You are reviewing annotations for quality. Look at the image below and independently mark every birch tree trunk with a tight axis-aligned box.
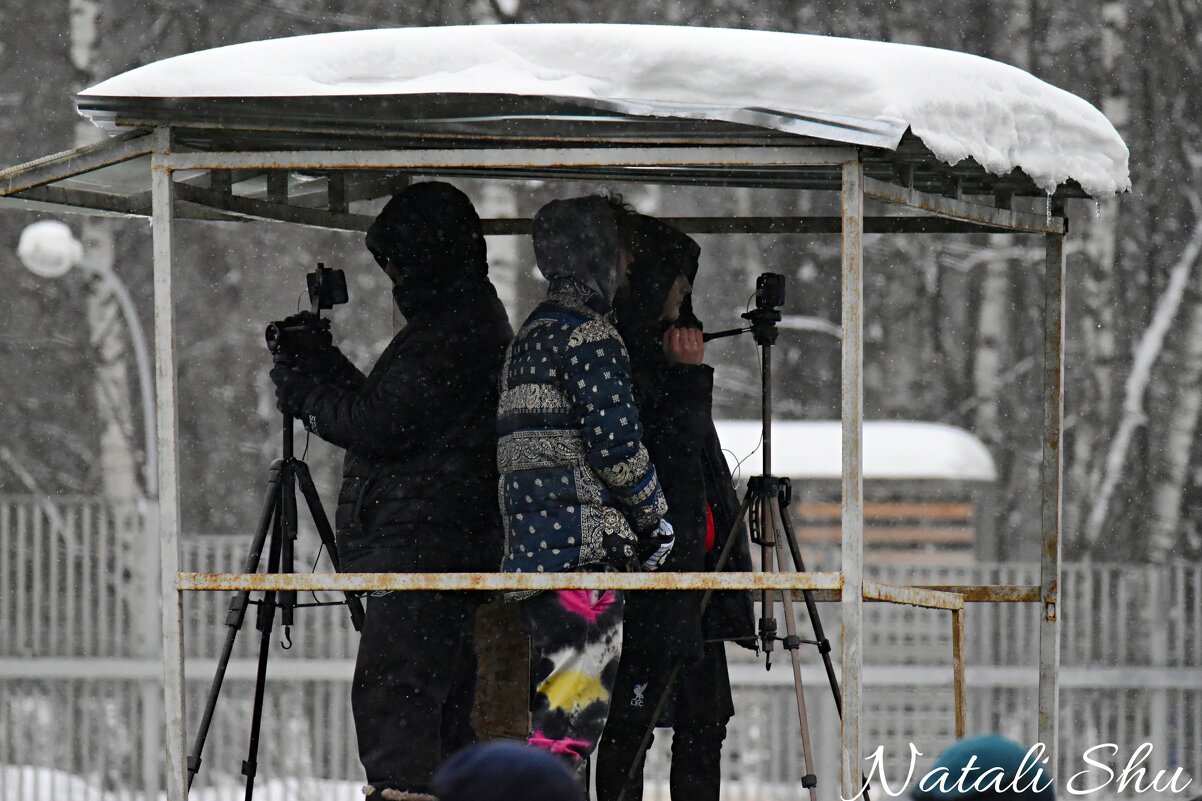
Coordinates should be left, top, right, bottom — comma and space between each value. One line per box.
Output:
970, 241, 1009, 562
973, 244, 1009, 453
1065, 1, 1126, 550
72, 0, 142, 501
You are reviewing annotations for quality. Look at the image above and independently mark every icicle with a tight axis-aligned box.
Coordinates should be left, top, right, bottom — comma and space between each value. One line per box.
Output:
1095, 200, 1102, 219
1046, 193, 1052, 224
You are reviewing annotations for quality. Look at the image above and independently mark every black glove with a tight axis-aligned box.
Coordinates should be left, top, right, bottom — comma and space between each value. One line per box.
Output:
278, 342, 347, 379
270, 363, 318, 417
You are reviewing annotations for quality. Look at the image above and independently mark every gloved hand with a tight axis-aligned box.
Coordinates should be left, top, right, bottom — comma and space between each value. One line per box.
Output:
639, 518, 675, 572
270, 363, 319, 417
279, 342, 347, 379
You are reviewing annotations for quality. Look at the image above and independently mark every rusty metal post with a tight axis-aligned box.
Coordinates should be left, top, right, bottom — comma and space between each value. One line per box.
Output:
1038, 210, 1066, 773
952, 607, 967, 738
840, 158, 866, 801
151, 127, 187, 801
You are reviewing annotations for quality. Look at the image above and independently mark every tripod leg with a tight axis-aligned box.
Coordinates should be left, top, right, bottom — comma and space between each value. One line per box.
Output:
777, 496, 873, 801
292, 459, 365, 631
769, 501, 819, 800
777, 493, 844, 715
187, 460, 285, 789
242, 495, 285, 801
618, 490, 754, 801
757, 494, 778, 661
279, 460, 297, 632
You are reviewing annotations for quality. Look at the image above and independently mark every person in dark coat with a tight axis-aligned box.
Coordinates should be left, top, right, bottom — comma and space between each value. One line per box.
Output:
270, 181, 513, 801
496, 195, 674, 778
596, 215, 755, 801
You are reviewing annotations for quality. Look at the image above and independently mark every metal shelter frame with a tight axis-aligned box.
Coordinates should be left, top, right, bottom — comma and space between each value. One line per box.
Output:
0, 118, 1069, 801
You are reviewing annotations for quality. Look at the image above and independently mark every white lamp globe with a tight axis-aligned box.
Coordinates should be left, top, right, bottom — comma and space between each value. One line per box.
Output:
17, 220, 84, 279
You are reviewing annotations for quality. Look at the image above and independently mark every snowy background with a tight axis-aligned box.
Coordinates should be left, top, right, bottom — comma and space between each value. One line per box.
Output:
0, 2, 1199, 800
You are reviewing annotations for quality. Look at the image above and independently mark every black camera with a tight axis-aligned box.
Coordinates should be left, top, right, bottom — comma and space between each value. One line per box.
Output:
265, 263, 348, 355
755, 273, 785, 310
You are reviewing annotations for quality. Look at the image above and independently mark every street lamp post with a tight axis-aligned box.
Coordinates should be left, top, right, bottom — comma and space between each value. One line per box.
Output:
17, 219, 158, 496
19, 215, 166, 801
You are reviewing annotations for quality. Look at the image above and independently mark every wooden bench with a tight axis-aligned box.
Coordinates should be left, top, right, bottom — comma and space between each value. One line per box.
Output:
793, 501, 977, 564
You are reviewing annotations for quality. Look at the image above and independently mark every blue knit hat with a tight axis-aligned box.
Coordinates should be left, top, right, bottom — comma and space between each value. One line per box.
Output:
912, 735, 1055, 800
432, 742, 583, 801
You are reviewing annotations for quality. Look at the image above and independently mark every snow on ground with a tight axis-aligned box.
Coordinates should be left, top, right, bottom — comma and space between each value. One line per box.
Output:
81, 24, 1129, 197
713, 419, 998, 482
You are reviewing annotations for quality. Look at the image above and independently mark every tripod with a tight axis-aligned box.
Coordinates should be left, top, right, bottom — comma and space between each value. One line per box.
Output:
186, 415, 365, 801
617, 288, 864, 801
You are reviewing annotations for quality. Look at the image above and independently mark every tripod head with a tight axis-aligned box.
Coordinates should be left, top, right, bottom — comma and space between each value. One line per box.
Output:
702, 272, 786, 346
740, 305, 782, 347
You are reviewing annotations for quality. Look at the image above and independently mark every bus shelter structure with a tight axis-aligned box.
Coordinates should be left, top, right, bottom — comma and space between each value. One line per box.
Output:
0, 24, 1128, 801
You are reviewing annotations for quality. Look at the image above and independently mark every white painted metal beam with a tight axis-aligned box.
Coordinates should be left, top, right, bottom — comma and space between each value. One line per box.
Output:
151, 127, 187, 801
840, 158, 866, 801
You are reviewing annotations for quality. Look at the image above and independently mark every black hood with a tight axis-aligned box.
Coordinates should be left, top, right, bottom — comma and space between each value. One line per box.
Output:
614, 215, 701, 357
365, 181, 488, 318
532, 196, 624, 305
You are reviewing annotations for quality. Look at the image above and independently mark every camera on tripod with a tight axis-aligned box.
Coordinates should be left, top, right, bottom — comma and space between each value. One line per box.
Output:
754, 272, 785, 310
264, 262, 349, 355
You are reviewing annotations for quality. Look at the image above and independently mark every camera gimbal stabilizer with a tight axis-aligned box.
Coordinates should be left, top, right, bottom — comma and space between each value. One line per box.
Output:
187, 264, 365, 801
618, 273, 866, 801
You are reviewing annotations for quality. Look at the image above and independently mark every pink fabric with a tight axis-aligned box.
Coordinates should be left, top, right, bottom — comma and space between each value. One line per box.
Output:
556, 589, 615, 624
527, 730, 592, 761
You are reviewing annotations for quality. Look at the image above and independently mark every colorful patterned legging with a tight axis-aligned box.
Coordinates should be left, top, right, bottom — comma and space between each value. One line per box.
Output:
520, 589, 625, 773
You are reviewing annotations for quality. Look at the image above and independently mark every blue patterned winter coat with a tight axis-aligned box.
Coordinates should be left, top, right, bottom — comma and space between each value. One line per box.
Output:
497, 197, 667, 577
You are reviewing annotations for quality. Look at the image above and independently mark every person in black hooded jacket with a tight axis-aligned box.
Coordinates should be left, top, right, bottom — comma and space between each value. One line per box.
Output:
269, 181, 513, 801
597, 215, 755, 801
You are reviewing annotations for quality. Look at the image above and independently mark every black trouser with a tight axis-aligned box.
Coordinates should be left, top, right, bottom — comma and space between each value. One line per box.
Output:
596, 641, 731, 801
352, 589, 480, 794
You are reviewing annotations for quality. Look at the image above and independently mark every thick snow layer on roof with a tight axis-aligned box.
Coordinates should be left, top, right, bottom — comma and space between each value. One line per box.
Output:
81, 24, 1129, 197
714, 420, 997, 482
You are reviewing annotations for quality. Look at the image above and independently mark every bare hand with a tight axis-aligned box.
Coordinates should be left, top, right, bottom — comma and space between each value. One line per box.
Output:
663, 327, 704, 365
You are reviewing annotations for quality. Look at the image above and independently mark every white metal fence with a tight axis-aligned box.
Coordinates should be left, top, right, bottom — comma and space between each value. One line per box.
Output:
1, 495, 1199, 800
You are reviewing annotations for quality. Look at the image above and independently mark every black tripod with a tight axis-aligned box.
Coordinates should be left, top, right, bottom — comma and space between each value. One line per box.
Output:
186, 415, 365, 800
617, 275, 864, 801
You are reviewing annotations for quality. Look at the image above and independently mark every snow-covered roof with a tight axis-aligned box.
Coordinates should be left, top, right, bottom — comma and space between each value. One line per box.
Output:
81, 24, 1129, 197
714, 420, 997, 482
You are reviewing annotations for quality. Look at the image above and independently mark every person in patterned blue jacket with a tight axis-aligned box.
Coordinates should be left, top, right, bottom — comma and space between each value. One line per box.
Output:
497, 195, 674, 778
